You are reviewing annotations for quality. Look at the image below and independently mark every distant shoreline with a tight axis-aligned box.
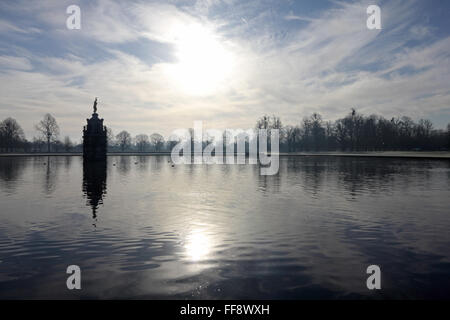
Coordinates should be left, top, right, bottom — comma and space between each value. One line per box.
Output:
0, 151, 449, 159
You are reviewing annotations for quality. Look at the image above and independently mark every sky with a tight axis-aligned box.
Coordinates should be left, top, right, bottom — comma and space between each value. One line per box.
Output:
0, 0, 449, 141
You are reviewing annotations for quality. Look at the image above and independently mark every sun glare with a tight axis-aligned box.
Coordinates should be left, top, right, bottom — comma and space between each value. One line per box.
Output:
167, 24, 235, 96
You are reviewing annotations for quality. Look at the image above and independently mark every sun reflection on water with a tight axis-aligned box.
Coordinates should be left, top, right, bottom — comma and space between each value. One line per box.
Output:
184, 229, 212, 261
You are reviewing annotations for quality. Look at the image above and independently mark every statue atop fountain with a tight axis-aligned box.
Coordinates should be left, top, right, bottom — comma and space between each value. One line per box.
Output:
83, 98, 107, 161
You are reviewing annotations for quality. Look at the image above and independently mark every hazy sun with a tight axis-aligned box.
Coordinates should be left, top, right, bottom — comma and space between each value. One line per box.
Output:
167, 24, 235, 96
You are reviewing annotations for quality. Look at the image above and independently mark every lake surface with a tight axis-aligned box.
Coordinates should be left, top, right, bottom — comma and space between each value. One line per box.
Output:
0, 155, 449, 299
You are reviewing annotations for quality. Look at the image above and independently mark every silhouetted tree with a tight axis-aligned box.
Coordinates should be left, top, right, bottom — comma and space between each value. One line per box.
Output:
255, 115, 270, 130
106, 127, 115, 147
0, 117, 25, 152
272, 110, 448, 152
116, 130, 131, 152
416, 119, 433, 150
255, 115, 283, 151
310, 113, 325, 151
150, 133, 164, 152
324, 120, 337, 150
135, 134, 149, 152
300, 114, 328, 151
35, 113, 59, 152
166, 131, 182, 153
284, 125, 300, 152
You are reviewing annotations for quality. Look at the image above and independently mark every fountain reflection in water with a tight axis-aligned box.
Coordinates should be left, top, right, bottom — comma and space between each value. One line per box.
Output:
82, 160, 107, 221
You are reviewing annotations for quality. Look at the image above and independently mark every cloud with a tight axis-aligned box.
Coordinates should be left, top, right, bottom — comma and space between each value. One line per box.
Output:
0, 19, 41, 34
0, 0, 449, 141
0, 56, 32, 70
410, 25, 432, 40
284, 11, 317, 22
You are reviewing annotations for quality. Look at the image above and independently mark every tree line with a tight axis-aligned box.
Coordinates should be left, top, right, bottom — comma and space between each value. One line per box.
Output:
1, 109, 449, 153
267, 109, 449, 152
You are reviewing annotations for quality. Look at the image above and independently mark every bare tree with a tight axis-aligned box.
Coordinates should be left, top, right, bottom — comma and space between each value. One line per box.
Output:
135, 134, 149, 152
106, 127, 115, 147
255, 115, 270, 129
285, 125, 300, 152
324, 121, 336, 150
150, 133, 165, 152
35, 113, 59, 152
116, 130, 131, 152
0, 117, 25, 152
255, 115, 284, 151
167, 133, 181, 153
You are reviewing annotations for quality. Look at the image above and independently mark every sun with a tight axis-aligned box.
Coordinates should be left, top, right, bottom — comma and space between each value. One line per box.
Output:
167, 24, 235, 96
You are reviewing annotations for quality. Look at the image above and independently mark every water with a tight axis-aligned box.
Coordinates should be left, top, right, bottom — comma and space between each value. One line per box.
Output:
0, 155, 449, 299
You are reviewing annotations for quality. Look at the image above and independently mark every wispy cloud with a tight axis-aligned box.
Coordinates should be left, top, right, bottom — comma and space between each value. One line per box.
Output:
0, 55, 32, 70
0, 0, 449, 141
0, 19, 41, 34
284, 11, 317, 22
